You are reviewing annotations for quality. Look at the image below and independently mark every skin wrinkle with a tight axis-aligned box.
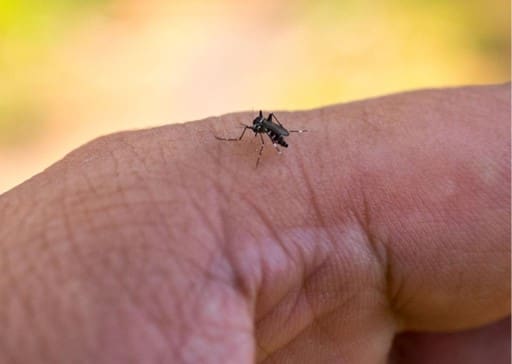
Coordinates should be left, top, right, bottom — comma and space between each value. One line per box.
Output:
130, 203, 191, 364
295, 142, 330, 233
255, 228, 372, 361
0, 188, 34, 346
89, 227, 214, 359
161, 157, 258, 364
389, 258, 431, 325
383, 235, 407, 329
183, 282, 254, 363
2, 198, 48, 284
258, 292, 306, 361
0, 84, 508, 363
256, 262, 306, 359
216, 199, 259, 307
163, 162, 219, 264
0, 205, 29, 299
241, 222, 344, 354
252, 241, 299, 322
73, 138, 244, 360
23, 123, 238, 362
260, 291, 363, 363
16, 162, 76, 362
382, 211, 432, 320
109, 138, 210, 312
231, 161, 348, 360
302, 258, 339, 346
2, 213, 78, 318
223, 99, 440, 358
257, 289, 303, 362
182, 161, 240, 268
0, 252, 28, 361
398, 139, 504, 320
266, 109, 394, 351
86, 199, 145, 298
254, 255, 301, 323
210, 154, 293, 277
178, 158, 263, 303
78, 157, 123, 310
242, 195, 297, 266
61, 166, 129, 361
108, 267, 174, 358
349, 183, 396, 320
357, 141, 447, 322
232, 192, 296, 312
255, 229, 336, 325
185, 249, 240, 342
115, 139, 167, 229
74, 145, 148, 285
151, 134, 227, 267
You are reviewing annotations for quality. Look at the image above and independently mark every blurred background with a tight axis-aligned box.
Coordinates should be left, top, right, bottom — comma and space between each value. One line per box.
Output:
0, 0, 510, 193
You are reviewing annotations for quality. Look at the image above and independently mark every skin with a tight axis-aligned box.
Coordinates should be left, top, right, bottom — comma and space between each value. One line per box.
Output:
0, 84, 509, 363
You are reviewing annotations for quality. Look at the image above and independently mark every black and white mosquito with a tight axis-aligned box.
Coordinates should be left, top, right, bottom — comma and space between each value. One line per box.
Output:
215, 110, 307, 167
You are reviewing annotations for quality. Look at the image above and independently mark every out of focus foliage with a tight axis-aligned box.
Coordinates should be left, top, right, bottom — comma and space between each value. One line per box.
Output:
0, 0, 509, 192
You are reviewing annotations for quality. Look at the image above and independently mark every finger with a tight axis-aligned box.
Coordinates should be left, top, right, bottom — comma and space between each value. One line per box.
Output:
208, 85, 509, 332
209, 85, 510, 360
348, 84, 511, 331
0, 84, 508, 363
390, 317, 510, 364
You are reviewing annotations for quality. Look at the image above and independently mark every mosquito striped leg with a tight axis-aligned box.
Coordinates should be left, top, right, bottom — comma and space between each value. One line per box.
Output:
256, 133, 265, 167
215, 126, 251, 141
265, 133, 282, 154
269, 113, 307, 133
268, 113, 284, 127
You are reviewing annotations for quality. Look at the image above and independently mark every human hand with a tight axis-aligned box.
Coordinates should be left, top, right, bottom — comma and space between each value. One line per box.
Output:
0, 84, 509, 363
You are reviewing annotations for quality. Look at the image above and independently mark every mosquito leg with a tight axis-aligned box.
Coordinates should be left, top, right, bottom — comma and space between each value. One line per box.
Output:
264, 133, 282, 154
256, 133, 265, 167
215, 126, 251, 141
268, 113, 284, 127
273, 144, 282, 153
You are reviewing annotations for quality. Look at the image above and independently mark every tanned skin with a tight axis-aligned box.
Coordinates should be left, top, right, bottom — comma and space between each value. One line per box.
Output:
0, 84, 509, 363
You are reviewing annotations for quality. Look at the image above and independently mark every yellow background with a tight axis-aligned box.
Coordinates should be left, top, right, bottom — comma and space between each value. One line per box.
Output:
0, 0, 510, 193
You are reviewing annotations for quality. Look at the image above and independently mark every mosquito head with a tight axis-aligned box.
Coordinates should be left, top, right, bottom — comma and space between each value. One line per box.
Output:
252, 123, 264, 132
253, 111, 265, 126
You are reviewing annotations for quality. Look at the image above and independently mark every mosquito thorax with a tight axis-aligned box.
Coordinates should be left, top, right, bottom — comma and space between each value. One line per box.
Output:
215, 111, 307, 167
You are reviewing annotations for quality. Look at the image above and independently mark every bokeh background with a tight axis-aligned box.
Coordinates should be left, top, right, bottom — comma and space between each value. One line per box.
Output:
1, 0, 510, 193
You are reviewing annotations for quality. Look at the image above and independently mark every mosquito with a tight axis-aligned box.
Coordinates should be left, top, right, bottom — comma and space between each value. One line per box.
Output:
215, 110, 307, 167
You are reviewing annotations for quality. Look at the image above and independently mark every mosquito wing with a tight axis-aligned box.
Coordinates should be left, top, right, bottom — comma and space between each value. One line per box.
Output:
263, 120, 289, 136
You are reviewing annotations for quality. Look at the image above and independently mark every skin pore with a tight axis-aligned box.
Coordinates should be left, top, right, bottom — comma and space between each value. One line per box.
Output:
0, 84, 509, 363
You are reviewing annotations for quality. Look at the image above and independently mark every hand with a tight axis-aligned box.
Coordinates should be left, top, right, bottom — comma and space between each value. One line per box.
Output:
0, 84, 509, 363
